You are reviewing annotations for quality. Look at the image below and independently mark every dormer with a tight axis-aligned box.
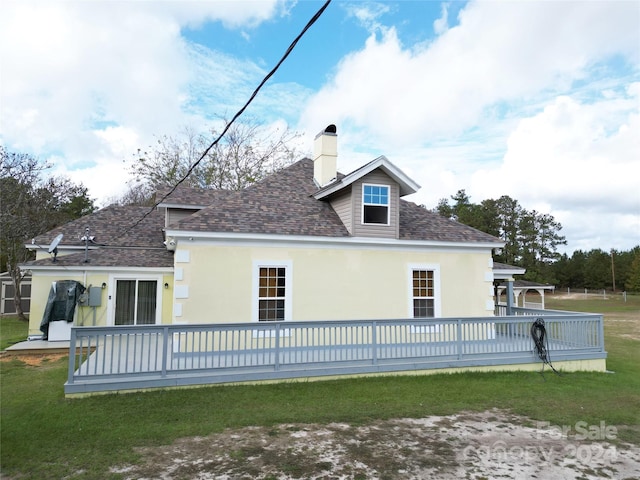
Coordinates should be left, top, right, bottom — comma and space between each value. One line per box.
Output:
155, 187, 230, 228
314, 153, 420, 239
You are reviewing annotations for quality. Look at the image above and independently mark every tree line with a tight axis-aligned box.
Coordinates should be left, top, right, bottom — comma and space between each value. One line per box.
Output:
553, 247, 640, 292
435, 189, 640, 292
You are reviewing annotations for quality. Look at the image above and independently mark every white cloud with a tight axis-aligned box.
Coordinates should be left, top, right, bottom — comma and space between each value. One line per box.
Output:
0, 0, 287, 202
300, 0, 639, 144
298, 0, 639, 252
1, 2, 190, 152
469, 88, 640, 252
344, 2, 392, 33
159, 0, 288, 29
433, 3, 449, 35
474, 89, 639, 212
1, 0, 637, 254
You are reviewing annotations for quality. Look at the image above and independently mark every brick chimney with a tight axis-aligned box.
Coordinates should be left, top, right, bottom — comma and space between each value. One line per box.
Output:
313, 124, 337, 187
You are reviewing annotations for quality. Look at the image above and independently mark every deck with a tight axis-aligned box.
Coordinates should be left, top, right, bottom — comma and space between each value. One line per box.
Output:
64, 308, 607, 395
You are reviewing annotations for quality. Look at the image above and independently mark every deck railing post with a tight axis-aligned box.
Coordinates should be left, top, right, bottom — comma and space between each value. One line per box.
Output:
597, 314, 605, 352
506, 280, 514, 316
67, 327, 77, 385
371, 321, 378, 365
456, 319, 463, 360
161, 326, 169, 377
274, 323, 281, 371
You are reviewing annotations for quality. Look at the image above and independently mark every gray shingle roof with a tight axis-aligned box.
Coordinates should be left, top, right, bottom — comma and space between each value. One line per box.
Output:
155, 185, 234, 207
399, 201, 501, 243
171, 158, 502, 244
173, 159, 350, 237
27, 157, 502, 271
493, 262, 525, 271
31, 205, 165, 249
27, 206, 169, 269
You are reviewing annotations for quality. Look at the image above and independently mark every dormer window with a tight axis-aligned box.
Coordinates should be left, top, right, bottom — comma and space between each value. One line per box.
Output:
362, 184, 389, 225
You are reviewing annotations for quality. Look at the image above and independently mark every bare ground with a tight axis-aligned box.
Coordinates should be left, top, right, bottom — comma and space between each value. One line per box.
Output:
605, 310, 640, 342
111, 409, 640, 480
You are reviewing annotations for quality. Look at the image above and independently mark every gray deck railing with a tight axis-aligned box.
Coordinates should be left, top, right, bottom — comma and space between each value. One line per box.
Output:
65, 311, 606, 394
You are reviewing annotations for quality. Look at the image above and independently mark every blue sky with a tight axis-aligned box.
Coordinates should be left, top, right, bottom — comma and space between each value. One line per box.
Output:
1, 0, 639, 254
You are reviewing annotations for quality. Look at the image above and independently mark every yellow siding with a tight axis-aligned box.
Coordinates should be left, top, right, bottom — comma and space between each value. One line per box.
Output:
160, 274, 174, 324
28, 272, 84, 336
28, 271, 174, 335
174, 244, 494, 324
253, 358, 608, 384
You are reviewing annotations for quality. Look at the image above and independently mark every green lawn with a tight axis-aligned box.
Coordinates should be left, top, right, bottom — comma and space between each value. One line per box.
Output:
0, 315, 28, 350
545, 291, 640, 314
1, 298, 639, 480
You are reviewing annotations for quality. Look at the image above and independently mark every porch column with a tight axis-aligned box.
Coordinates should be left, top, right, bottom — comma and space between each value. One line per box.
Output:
538, 288, 545, 309
506, 279, 514, 315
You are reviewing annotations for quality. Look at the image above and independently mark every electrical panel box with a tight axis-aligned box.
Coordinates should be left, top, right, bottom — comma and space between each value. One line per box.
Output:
88, 286, 102, 307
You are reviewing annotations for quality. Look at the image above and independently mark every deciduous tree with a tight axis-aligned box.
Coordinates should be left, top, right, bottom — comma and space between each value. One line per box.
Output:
0, 147, 96, 321
129, 119, 301, 193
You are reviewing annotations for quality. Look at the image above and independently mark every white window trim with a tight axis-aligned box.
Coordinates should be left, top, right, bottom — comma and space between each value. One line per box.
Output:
408, 263, 441, 319
251, 260, 293, 323
106, 274, 163, 326
361, 183, 390, 226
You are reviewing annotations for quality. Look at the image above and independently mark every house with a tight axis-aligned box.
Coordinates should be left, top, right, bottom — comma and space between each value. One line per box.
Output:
24, 125, 504, 338
21, 126, 608, 395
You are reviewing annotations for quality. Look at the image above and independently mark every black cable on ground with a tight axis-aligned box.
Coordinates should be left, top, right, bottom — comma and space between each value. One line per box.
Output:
530, 317, 561, 376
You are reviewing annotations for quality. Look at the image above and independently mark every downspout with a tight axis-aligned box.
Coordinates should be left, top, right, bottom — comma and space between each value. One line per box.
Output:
81, 270, 88, 326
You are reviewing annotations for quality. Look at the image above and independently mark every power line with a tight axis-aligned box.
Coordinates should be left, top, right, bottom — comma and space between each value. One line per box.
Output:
123, 0, 332, 234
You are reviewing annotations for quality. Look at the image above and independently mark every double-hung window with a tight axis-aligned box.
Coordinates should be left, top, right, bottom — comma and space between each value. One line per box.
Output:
362, 184, 389, 225
258, 267, 287, 321
412, 270, 435, 318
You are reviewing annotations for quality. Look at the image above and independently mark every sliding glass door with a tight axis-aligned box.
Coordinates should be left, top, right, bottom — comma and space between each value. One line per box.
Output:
114, 279, 158, 325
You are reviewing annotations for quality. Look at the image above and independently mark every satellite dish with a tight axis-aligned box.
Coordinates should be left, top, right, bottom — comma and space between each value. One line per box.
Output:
48, 234, 63, 253
48, 234, 63, 262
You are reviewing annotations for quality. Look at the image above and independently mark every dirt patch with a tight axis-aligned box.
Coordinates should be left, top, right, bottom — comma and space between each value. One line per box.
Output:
606, 311, 640, 342
111, 409, 640, 480
0, 352, 67, 367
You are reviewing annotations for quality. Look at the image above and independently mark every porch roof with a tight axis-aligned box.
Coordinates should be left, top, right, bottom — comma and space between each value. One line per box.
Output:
24, 248, 173, 269
492, 262, 526, 279
498, 280, 556, 291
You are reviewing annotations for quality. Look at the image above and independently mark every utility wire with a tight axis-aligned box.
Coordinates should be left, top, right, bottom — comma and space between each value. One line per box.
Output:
123, 0, 332, 234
